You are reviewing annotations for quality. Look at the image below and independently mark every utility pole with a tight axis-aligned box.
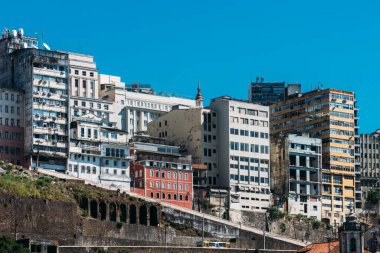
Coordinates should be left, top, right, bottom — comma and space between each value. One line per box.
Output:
263, 229, 266, 250
202, 214, 205, 242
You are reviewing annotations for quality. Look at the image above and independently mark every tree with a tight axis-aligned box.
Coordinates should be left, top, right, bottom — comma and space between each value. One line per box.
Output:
0, 236, 31, 253
367, 190, 380, 205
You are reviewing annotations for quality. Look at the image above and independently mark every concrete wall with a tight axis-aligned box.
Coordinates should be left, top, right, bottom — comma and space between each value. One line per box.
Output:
59, 247, 297, 253
161, 206, 303, 250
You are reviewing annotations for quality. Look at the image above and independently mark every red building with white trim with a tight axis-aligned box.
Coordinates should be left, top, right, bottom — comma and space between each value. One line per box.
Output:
130, 135, 193, 209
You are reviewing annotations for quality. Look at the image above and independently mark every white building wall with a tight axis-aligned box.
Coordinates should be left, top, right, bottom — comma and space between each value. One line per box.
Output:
209, 97, 271, 213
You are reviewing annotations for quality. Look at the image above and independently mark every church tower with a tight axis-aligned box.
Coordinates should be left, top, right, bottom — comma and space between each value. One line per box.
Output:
339, 207, 364, 253
195, 81, 203, 108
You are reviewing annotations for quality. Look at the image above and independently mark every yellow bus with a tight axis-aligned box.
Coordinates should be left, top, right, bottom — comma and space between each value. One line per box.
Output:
196, 240, 231, 248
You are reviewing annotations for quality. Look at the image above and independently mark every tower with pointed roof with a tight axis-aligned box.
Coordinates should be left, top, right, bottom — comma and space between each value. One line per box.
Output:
195, 81, 203, 108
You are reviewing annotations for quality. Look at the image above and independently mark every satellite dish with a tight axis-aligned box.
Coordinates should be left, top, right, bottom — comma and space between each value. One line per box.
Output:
11, 30, 17, 37
18, 28, 24, 37
23, 42, 28, 48
42, 43, 50, 50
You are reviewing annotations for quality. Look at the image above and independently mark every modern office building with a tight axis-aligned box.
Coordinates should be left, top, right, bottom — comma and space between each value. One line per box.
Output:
271, 88, 359, 224
0, 88, 25, 166
271, 133, 322, 220
360, 129, 380, 204
130, 135, 193, 209
149, 94, 271, 214
209, 96, 271, 213
249, 77, 302, 106
249, 77, 285, 106
0, 29, 70, 171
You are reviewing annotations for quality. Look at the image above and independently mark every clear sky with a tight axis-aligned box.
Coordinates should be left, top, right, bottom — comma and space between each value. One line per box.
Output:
2, 0, 379, 133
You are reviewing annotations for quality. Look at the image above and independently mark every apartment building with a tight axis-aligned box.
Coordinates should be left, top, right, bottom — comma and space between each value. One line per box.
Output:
0, 88, 24, 165
67, 115, 131, 189
0, 29, 70, 171
271, 88, 359, 224
209, 96, 271, 213
99, 75, 197, 136
130, 135, 193, 209
360, 129, 380, 204
271, 134, 322, 220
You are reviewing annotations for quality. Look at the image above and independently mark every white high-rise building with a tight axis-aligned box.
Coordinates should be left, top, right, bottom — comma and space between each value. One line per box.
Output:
209, 96, 271, 213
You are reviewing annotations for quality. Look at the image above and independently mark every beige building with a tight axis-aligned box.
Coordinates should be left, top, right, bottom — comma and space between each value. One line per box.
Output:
148, 106, 218, 186
271, 88, 359, 224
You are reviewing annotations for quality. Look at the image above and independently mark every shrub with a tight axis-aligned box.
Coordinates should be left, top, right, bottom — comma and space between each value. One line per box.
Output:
367, 190, 379, 204
81, 209, 89, 217
117, 222, 124, 229
117, 249, 131, 253
295, 213, 307, 221
0, 236, 31, 253
36, 177, 52, 187
312, 220, 324, 229
269, 209, 286, 220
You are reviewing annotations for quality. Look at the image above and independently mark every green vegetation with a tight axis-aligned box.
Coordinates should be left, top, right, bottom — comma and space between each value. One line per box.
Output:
117, 250, 131, 253
80, 209, 89, 217
71, 183, 112, 201
0, 174, 73, 202
311, 219, 324, 230
295, 213, 307, 221
269, 209, 287, 220
367, 190, 380, 204
0, 236, 31, 253
117, 221, 124, 229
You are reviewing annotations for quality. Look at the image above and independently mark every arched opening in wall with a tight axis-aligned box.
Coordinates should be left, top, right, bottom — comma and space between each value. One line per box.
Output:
130, 204, 137, 224
139, 205, 147, 225
109, 202, 117, 222
90, 200, 98, 218
79, 197, 89, 212
99, 202, 107, 220
350, 238, 356, 252
120, 204, 127, 223
149, 206, 158, 226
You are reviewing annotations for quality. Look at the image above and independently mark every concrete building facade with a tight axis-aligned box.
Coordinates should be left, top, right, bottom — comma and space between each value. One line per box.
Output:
147, 107, 219, 186
209, 96, 271, 213
270, 133, 322, 220
66, 115, 131, 190
360, 129, 380, 204
270, 88, 359, 224
99, 75, 197, 137
0, 29, 70, 171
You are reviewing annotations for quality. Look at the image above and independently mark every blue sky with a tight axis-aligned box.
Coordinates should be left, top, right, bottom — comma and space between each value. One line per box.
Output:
2, 0, 379, 133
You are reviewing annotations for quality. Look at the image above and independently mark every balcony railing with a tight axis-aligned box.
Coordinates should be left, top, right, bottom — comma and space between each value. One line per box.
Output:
136, 154, 191, 165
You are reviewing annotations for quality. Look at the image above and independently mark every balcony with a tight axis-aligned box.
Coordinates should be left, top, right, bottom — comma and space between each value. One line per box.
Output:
33, 67, 67, 79
136, 154, 192, 165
